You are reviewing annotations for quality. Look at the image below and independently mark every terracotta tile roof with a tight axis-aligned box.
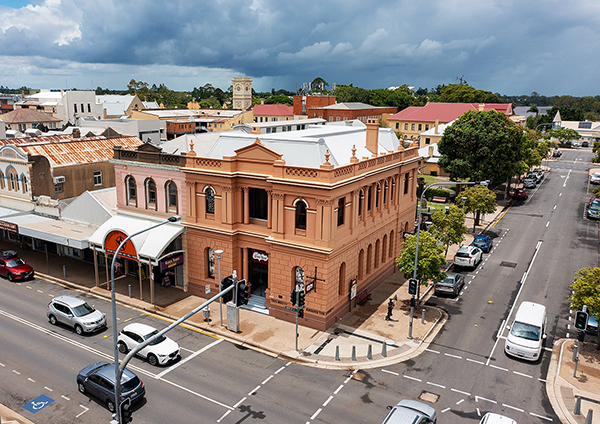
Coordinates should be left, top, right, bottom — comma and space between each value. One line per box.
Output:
253, 104, 294, 116
388, 102, 512, 123
18, 135, 142, 167
0, 108, 61, 124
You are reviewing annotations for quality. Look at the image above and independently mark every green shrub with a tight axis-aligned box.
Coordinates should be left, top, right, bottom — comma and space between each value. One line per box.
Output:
424, 188, 451, 201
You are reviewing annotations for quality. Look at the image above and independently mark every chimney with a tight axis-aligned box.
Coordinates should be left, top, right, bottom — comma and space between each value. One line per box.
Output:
72, 128, 81, 139
428, 146, 434, 158
251, 126, 261, 134
261, 100, 264, 105
479, 103, 485, 111
434, 119, 439, 134
365, 119, 379, 156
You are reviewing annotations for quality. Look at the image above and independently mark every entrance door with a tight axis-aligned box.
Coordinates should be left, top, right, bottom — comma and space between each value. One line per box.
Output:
248, 249, 268, 297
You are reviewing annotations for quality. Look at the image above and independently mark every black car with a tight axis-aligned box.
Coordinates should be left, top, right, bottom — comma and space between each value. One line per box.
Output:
434, 272, 465, 296
77, 361, 145, 413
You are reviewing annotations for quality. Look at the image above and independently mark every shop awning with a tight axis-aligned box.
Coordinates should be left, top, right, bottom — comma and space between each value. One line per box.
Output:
88, 214, 184, 262
0, 213, 95, 250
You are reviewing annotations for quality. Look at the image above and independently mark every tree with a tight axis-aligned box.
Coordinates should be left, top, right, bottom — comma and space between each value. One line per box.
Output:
462, 185, 497, 229
429, 205, 468, 255
439, 84, 504, 103
569, 267, 600, 348
395, 232, 447, 290
438, 110, 525, 187
548, 127, 581, 148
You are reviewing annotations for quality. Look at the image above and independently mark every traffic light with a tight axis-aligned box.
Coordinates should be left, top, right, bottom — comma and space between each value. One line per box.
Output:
408, 278, 418, 296
574, 310, 588, 331
290, 290, 297, 305
298, 290, 305, 309
235, 279, 249, 307
120, 397, 133, 424
298, 308, 304, 318
221, 276, 234, 303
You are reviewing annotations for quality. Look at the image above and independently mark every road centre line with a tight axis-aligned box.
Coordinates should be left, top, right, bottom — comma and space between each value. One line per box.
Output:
489, 365, 509, 372
530, 412, 553, 421
427, 381, 446, 389
502, 403, 524, 412
425, 348, 440, 354
475, 396, 497, 404
441, 407, 451, 413
563, 169, 572, 187
486, 240, 543, 365
274, 365, 287, 374
553, 205, 557, 210
444, 353, 462, 359
233, 397, 247, 408
451, 388, 471, 396
310, 408, 322, 420
262, 375, 273, 385
334, 384, 344, 395
456, 399, 464, 405
513, 371, 533, 378
403, 375, 422, 382
248, 385, 261, 395
466, 358, 485, 365
382, 369, 399, 376
155, 338, 223, 379
323, 395, 334, 407
546, 221, 550, 227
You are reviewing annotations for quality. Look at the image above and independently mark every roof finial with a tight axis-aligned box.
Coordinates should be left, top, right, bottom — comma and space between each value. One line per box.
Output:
189, 140, 195, 152
324, 149, 331, 164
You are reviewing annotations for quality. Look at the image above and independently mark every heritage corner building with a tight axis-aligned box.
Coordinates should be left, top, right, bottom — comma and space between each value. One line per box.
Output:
181, 120, 419, 330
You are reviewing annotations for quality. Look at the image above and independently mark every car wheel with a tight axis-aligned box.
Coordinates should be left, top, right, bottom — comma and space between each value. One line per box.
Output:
78, 382, 86, 394
107, 400, 116, 413
8, 273, 14, 282
49, 315, 57, 325
147, 354, 158, 366
118, 341, 128, 354
75, 325, 84, 335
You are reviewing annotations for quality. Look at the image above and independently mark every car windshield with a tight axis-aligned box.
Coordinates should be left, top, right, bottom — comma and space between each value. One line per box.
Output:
143, 329, 167, 345
6, 259, 25, 267
455, 251, 470, 258
72, 302, 95, 317
440, 277, 456, 286
122, 375, 141, 392
510, 321, 541, 341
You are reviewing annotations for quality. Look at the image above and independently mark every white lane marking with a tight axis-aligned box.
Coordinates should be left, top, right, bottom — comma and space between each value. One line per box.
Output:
12, 370, 20, 375
496, 320, 506, 339
28, 378, 35, 383
546, 221, 550, 227
0, 363, 4, 367
262, 375, 273, 385
44, 386, 52, 391
233, 397, 247, 408
274, 366, 286, 375
403, 375, 422, 382
441, 407, 451, 413
486, 240, 542, 365
475, 396, 497, 404
530, 412, 554, 421
451, 388, 471, 396
489, 365, 509, 372
425, 348, 440, 354
538, 378, 546, 383
75, 406, 89, 418
160, 376, 234, 410
563, 169, 571, 187
560, 192, 562, 196
155, 339, 223, 379
333, 384, 344, 395
322, 395, 334, 407
466, 358, 485, 365
61, 395, 70, 401
566, 332, 570, 338
513, 371, 533, 378
553, 205, 557, 210
180, 347, 195, 353
477, 408, 481, 416
248, 385, 261, 396
217, 410, 232, 422
427, 381, 446, 389
310, 408, 322, 420
444, 353, 462, 359
456, 399, 464, 405
502, 403, 525, 412
382, 369, 399, 376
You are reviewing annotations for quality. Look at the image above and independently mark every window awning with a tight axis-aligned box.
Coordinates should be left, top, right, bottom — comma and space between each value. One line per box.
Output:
0, 213, 95, 250
88, 214, 184, 262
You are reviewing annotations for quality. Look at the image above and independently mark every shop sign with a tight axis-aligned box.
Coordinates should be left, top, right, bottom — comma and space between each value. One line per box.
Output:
350, 279, 357, 300
205, 284, 211, 295
0, 220, 18, 233
160, 253, 184, 271
251, 250, 268, 263
104, 230, 138, 261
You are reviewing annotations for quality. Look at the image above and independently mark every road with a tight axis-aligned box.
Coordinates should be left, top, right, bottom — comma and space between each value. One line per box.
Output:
0, 148, 597, 424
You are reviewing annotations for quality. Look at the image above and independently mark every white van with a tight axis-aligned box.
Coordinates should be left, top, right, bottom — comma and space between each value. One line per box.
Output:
479, 412, 517, 423
504, 301, 547, 361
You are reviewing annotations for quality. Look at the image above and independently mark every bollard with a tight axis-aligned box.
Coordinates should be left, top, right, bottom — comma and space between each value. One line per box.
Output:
584, 408, 593, 424
335, 346, 340, 361
574, 396, 581, 415
63, 265, 67, 278
352, 345, 356, 361
367, 344, 372, 360
128, 284, 132, 298
382, 342, 387, 357
422, 308, 426, 324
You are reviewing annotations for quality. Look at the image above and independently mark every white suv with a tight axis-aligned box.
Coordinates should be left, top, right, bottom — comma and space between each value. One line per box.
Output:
453, 245, 482, 269
118, 322, 181, 366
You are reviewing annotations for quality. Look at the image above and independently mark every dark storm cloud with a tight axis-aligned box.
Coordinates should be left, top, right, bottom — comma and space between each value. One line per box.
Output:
1, 0, 600, 95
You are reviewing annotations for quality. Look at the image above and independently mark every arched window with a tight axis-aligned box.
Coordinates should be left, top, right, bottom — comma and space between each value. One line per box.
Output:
0, 171, 4, 190
375, 183, 381, 208
7, 167, 18, 191
338, 262, 346, 296
295, 200, 307, 229
125, 176, 137, 206
383, 180, 388, 205
145, 178, 156, 210
358, 249, 364, 280
294, 266, 304, 290
358, 189, 364, 217
207, 248, 215, 279
206, 187, 215, 214
21, 175, 28, 193
166, 181, 178, 213
367, 186, 372, 211
366, 244, 372, 274
374, 239, 380, 268
382, 234, 388, 263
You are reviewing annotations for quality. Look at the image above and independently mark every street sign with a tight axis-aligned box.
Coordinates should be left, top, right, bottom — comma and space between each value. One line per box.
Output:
205, 284, 211, 295
350, 279, 357, 300
23, 394, 54, 414
285, 306, 297, 311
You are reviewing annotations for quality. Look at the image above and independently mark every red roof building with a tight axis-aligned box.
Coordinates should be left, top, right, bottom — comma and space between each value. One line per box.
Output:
253, 104, 294, 122
0, 108, 62, 132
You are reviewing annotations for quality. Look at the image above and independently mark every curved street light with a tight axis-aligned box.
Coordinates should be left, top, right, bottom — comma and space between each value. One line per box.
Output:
111, 215, 181, 423
408, 181, 488, 339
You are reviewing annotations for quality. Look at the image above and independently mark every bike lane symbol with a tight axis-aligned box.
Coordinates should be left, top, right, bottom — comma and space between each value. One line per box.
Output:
22, 394, 55, 414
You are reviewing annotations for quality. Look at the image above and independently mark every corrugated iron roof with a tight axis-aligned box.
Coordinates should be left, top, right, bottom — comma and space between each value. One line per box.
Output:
18, 135, 142, 167
253, 104, 293, 116
0, 134, 72, 146
0, 108, 62, 124
388, 102, 512, 122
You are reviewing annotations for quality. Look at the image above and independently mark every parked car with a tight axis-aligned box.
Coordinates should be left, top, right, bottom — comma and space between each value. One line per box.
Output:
381, 399, 437, 424
77, 361, 145, 413
513, 188, 528, 200
588, 201, 600, 219
572, 140, 581, 148
590, 172, 600, 184
479, 412, 517, 424
523, 178, 536, 189
0, 250, 34, 281
582, 141, 589, 147
47, 295, 107, 335
453, 245, 482, 270
589, 195, 600, 206
434, 272, 465, 296
118, 322, 181, 366
552, 149, 562, 157
471, 234, 493, 253
533, 168, 544, 181
586, 313, 598, 336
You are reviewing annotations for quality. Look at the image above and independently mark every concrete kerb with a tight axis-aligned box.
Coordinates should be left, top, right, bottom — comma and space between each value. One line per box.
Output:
546, 339, 578, 424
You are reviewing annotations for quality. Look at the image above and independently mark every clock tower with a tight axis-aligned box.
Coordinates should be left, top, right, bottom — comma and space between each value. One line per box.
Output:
232, 77, 252, 110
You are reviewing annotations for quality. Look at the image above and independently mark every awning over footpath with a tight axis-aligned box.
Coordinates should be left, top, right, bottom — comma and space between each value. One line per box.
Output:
88, 214, 184, 262
0, 213, 95, 250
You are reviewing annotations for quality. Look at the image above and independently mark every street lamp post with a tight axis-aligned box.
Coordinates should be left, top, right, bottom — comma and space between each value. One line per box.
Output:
408, 181, 487, 339
215, 249, 224, 326
111, 215, 181, 423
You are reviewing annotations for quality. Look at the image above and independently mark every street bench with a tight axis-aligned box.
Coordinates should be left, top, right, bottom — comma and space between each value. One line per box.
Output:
431, 196, 447, 203
357, 289, 372, 305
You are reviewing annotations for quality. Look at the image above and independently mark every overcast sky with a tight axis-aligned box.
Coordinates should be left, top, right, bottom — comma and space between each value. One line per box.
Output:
0, 0, 599, 97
